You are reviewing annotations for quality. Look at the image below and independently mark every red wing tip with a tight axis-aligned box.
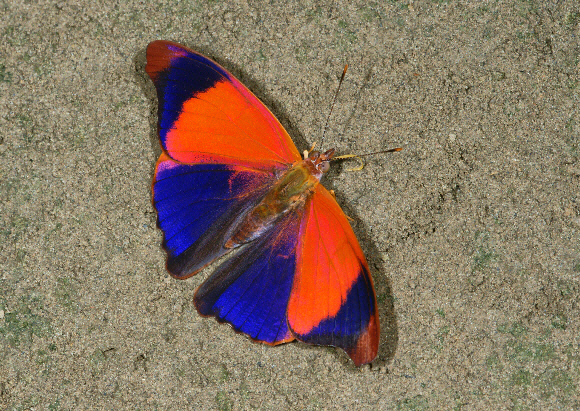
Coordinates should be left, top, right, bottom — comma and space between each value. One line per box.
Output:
145, 40, 191, 80
347, 314, 380, 366
146, 40, 188, 53
349, 349, 378, 367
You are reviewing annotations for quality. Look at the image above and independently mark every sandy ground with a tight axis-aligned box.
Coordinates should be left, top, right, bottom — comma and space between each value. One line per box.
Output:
1, 0, 579, 409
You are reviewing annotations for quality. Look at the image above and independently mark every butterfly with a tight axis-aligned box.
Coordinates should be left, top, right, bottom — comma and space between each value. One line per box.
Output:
145, 40, 379, 366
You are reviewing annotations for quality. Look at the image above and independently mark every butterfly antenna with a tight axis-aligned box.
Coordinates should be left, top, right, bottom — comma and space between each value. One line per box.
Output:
320, 64, 348, 150
334, 147, 403, 171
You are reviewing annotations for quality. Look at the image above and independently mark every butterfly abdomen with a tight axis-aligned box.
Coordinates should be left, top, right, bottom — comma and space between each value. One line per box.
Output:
226, 160, 319, 248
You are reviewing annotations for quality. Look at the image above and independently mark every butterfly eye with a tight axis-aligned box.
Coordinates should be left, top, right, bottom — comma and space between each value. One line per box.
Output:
309, 150, 320, 160
319, 161, 330, 173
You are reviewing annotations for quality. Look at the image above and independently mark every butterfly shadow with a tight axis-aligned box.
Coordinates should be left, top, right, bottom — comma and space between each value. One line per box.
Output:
313, 63, 400, 369
322, 162, 399, 369
133, 46, 163, 180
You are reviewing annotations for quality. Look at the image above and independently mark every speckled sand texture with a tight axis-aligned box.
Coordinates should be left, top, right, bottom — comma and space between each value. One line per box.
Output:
1, 1, 579, 409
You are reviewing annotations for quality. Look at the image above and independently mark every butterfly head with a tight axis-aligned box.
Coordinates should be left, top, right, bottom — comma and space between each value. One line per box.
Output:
307, 148, 335, 178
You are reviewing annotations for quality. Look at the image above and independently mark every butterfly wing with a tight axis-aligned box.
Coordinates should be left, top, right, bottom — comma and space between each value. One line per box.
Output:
193, 212, 302, 344
147, 41, 303, 277
287, 185, 380, 366
153, 153, 277, 278
146, 40, 302, 170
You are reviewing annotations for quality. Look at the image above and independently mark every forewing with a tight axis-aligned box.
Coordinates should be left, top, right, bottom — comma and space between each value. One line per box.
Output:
153, 153, 277, 278
193, 212, 302, 345
287, 185, 379, 366
146, 40, 301, 169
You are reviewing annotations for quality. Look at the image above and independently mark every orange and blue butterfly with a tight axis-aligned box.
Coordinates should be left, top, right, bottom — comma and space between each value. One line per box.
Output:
146, 40, 380, 366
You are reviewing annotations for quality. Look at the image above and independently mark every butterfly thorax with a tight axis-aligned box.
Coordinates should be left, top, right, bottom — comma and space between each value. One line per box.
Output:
226, 149, 335, 248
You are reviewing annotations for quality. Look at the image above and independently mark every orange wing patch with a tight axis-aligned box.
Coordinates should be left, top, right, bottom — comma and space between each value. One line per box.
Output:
166, 80, 299, 168
288, 185, 368, 333
287, 185, 379, 365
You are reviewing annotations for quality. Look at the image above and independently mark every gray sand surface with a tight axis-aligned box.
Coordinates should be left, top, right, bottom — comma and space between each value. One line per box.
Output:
1, 1, 579, 409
